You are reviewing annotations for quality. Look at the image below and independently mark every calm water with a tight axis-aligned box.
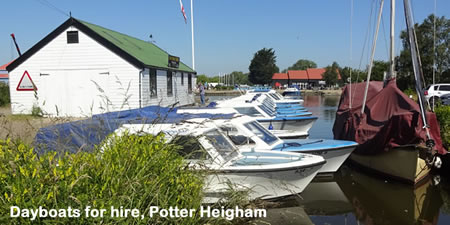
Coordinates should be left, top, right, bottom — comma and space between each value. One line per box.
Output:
209, 94, 450, 225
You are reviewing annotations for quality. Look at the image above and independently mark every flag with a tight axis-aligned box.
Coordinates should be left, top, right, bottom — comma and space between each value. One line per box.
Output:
179, 0, 187, 24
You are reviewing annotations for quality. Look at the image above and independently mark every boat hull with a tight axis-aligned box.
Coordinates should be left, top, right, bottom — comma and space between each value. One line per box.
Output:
348, 145, 431, 184
203, 162, 323, 203
272, 139, 358, 174
270, 130, 309, 139
259, 117, 316, 132
300, 146, 355, 174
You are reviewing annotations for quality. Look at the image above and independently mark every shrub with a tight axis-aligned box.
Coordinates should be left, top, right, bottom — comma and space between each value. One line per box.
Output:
31, 105, 43, 117
435, 105, 450, 149
0, 82, 10, 107
0, 133, 205, 224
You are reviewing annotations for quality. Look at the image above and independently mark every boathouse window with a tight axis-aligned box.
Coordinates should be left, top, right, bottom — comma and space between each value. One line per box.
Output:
188, 74, 192, 93
181, 73, 184, 85
167, 71, 173, 96
150, 69, 157, 98
67, 31, 79, 44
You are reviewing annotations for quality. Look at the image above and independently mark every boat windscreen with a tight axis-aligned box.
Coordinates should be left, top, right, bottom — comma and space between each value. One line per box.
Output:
268, 93, 281, 100
204, 130, 239, 162
234, 107, 263, 117
244, 121, 279, 145
258, 104, 275, 117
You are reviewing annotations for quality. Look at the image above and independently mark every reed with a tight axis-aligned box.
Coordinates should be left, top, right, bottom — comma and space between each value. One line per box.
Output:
0, 133, 206, 224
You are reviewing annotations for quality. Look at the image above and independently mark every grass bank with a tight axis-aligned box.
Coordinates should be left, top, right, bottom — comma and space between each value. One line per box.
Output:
435, 105, 450, 150
0, 134, 207, 224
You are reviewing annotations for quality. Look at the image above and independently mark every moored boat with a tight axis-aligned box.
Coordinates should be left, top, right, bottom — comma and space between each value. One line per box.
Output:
212, 116, 358, 174
113, 121, 326, 202
282, 87, 302, 100
333, 0, 447, 185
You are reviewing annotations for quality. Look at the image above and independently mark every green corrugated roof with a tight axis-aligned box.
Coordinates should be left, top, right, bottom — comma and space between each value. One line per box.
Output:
79, 20, 195, 73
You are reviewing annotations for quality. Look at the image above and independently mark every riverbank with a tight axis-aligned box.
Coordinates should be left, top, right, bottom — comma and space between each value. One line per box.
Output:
203, 89, 343, 96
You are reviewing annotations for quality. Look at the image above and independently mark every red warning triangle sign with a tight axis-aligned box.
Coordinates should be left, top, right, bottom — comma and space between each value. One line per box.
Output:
16, 70, 37, 91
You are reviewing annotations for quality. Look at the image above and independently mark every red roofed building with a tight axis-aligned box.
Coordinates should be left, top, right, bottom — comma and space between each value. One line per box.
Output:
271, 73, 289, 86
272, 68, 342, 89
306, 68, 326, 80
0, 61, 13, 84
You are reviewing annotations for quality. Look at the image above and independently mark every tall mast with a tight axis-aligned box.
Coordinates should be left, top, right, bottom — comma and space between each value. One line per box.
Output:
389, 0, 396, 80
403, 0, 433, 146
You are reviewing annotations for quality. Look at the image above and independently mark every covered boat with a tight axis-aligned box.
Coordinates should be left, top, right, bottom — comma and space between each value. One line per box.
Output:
333, 0, 447, 185
333, 80, 446, 184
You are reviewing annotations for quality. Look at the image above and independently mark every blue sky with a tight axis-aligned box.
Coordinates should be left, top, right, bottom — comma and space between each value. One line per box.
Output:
0, 0, 448, 76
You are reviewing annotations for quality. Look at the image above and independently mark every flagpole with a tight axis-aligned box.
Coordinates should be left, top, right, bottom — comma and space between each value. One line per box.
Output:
191, 0, 195, 71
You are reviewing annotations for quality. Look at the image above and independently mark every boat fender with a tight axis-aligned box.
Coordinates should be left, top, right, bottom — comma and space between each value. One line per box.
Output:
433, 175, 441, 186
268, 122, 273, 130
433, 156, 442, 169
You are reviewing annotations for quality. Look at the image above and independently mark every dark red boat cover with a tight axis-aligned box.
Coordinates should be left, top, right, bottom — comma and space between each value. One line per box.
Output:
333, 80, 447, 155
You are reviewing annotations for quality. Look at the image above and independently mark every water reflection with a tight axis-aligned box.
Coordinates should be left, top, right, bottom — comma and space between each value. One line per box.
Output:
338, 167, 443, 225
257, 173, 355, 225
305, 94, 340, 139
303, 95, 340, 108
204, 93, 450, 225
260, 168, 448, 225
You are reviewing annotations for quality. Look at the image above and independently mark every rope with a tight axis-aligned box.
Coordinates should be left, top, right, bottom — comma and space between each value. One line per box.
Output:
349, 0, 353, 109
361, 0, 385, 114
432, 0, 437, 111
32, 0, 69, 17
352, 0, 376, 106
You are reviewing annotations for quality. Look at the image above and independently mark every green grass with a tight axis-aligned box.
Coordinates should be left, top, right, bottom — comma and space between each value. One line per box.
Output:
0, 134, 206, 224
435, 105, 450, 150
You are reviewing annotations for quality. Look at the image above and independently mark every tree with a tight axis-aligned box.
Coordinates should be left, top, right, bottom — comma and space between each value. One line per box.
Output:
283, 59, 317, 72
196, 74, 208, 84
397, 14, 450, 90
371, 60, 389, 81
248, 48, 279, 85
340, 67, 367, 84
229, 71, 251, 85
323, 62, 340, 86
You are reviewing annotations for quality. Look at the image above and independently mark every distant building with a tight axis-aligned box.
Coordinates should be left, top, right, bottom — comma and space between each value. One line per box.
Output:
7, 18, 196, 117
0, 61, 13, 84
272, 73, 288, 87
272, 68, 341, 88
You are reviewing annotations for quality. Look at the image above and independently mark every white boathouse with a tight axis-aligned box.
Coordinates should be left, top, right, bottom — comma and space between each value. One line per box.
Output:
7, 17, 196, 117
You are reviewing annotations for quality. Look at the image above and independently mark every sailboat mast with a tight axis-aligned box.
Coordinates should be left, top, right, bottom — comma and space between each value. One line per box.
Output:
403, 0, 433, 144
389, 0, 396, 79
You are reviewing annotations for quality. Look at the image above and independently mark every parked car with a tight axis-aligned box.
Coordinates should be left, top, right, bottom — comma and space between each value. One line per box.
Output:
425, 84, 450, 104
441, 93, 450, 106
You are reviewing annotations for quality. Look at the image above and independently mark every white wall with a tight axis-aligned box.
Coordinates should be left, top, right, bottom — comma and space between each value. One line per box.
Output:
141, 70, 195, 107
9, 26, 141, 117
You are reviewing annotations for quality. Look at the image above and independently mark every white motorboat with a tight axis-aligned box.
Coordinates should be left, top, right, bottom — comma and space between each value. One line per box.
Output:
281, 87, 303, 100
112, 120, 325, 202
202, 93, 317, 135
188, 115, 357, 174
178, 107, 313, 139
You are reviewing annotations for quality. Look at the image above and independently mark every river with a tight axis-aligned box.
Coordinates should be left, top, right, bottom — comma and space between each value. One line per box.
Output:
207, 94, 450, 225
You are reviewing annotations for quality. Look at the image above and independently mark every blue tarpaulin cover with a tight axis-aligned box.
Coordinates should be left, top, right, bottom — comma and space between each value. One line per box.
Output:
34, 106, 234, 154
